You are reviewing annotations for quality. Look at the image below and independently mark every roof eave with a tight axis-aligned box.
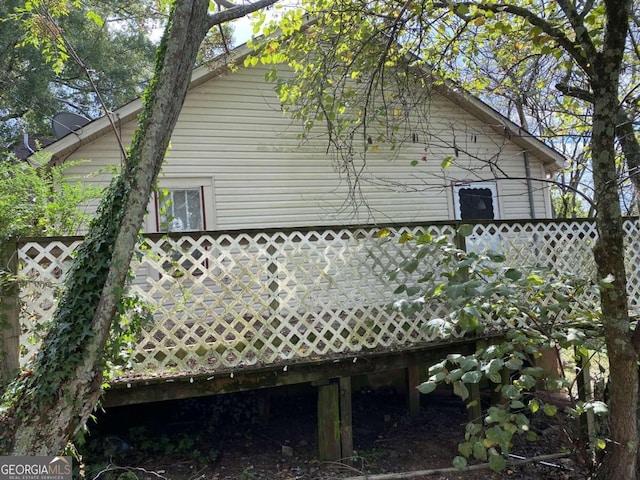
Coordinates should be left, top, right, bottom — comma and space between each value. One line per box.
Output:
44, 43, 253, 166
42, 36, 564, 174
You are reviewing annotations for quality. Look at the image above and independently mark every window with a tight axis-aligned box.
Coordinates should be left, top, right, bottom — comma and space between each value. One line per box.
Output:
453, 183, 499, 220
156, 188, 205, 232
453, 182, 501, 254
147, 177, 214, 234
145, 179, 214, 277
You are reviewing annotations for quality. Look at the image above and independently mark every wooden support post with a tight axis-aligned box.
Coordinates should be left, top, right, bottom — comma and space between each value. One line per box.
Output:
454, 226, 467, 252
257, 389, 271, 424
465, 382, 482, 424
490, 368, 510, 406
339, 377, 353, 460
1, 240, 20, 384
317, 382, 341, 462
537, 346, 564, 382
406, 364, 421, 418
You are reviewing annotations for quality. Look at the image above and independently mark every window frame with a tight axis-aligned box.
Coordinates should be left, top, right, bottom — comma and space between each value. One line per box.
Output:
452, 182, 500, 221
146, 176, 215, 233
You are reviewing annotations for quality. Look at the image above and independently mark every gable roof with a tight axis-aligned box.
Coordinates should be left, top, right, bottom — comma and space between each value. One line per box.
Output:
42, 41, 565, 172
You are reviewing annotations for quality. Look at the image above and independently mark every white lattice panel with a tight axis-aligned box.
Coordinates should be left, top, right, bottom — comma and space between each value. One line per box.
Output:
17, 239, 82, 363
16, 219, 640, 374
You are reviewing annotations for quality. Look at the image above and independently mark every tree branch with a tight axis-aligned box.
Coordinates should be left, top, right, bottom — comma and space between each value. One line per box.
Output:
434, 2, 594, 77
342, 453, 571, 480
556, 0, 598, 61
555, 82, 594, 102
206, 0, 280, 29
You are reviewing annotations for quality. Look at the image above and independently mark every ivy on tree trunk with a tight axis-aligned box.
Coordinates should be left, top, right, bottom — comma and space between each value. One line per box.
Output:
0, 0, 278, 455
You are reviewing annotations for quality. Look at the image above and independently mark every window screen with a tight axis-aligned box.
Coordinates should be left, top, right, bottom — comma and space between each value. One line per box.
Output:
458, 187, 495, 220
158, 188, 204, 232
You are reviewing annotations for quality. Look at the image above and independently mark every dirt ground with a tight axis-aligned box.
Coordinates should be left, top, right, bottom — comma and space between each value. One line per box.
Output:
80, 387, 591, 480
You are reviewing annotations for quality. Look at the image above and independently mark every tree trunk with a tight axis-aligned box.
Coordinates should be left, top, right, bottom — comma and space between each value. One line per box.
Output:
590, 3, 638, 477
0, 0, 213, 455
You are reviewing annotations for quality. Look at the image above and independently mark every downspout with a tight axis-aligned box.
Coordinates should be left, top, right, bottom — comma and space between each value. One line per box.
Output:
523, 150, 537, 219
23, 133, 35, 154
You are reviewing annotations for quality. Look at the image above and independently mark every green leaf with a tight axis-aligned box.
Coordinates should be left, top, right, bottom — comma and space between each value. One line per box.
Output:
460, 357, 479, 371
453, 456, 468, 469
473, 441, 487, 461
461, 370, 482, 383
405, 286, 421, 296
505, 358, 523, 370
441, 156, 455, 169
417, 381, 437, 394
449, 368, 465, 382
86, 10, 104, 27
486, 358, 505, 376
403, 258, 420, 273
485, 251, 505, 262
458, 224, 474, 237
501, 384, 519, 399
529, 399, 540, 413
453, 381, 470, 401
458, 441, 473, 457
543, 403, 558, 417
503, 268, 522, 281
599, 274, 615, 289
488, 453, 507, 472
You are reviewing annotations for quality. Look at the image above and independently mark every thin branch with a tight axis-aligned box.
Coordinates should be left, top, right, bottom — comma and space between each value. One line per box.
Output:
341, 452, 571, 480
433, 2, 594, 77
36, 8, 129, 166
92, 465, 170, 480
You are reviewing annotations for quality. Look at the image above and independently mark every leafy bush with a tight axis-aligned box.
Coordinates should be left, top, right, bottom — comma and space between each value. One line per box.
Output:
386, 228, 606, 471
0, 152, 100, 241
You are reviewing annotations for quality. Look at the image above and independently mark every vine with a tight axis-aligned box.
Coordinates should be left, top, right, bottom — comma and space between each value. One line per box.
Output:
0, 8, 175, 452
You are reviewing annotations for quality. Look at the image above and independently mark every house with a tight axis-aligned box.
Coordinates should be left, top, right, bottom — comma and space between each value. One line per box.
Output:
14, 40, 578, 461
41, 42, 564, 234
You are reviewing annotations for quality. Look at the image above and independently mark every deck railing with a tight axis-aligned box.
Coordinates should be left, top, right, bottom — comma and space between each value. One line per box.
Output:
13, 218, 640, 376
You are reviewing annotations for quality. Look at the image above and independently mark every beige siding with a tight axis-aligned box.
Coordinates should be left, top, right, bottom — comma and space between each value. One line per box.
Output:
58, 63, 553, 231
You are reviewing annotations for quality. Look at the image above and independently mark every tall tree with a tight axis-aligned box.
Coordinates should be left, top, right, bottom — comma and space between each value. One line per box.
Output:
0, 0, 158, 152
254, 1, 640, 478
0, 0, 278, 455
